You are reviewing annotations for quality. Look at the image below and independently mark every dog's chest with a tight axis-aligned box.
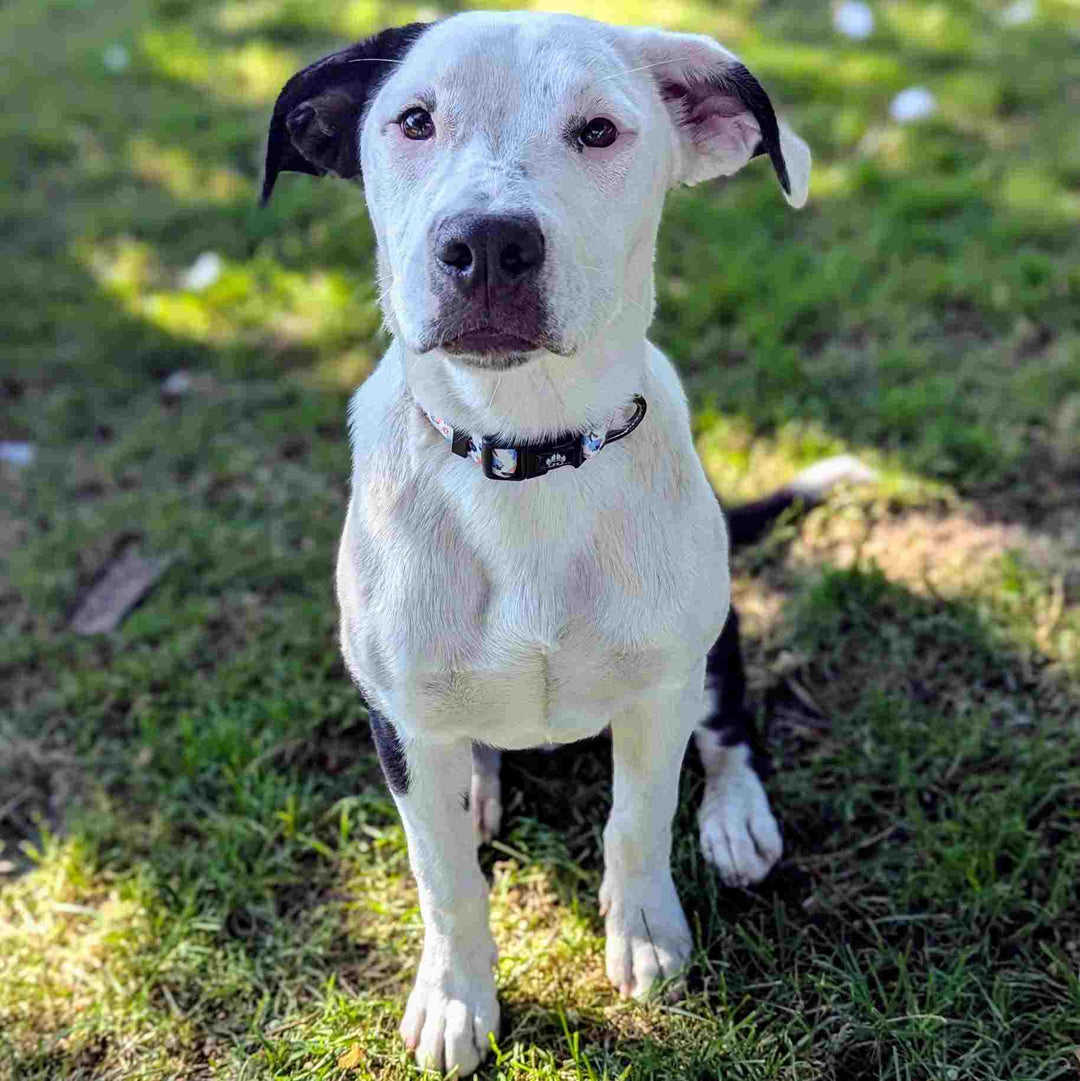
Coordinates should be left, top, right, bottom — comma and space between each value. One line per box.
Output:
339, 471, 728, 749
399, 565, 697, 748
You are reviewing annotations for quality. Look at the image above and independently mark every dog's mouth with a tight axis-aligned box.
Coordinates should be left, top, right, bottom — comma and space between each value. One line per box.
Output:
418, 323, 568, 369
440, 327, 542, 358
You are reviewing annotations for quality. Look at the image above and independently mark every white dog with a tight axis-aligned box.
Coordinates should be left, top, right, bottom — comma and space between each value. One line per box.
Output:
264, 12, 815, 1075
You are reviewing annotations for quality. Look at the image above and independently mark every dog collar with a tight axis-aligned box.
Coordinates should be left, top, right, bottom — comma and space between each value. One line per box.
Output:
420, 395, 647, 481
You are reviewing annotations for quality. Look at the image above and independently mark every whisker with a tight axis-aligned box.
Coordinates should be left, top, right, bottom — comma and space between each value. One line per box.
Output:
586, 59, 675, 88
347, 58, 406, 65
486, 370, 505, 412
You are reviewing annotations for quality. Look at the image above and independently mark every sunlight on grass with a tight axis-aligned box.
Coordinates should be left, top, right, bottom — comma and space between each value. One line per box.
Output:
127, 136, 250, 205
140, 26, 299, 105
746, 42, 906, 95
697, 412, 833, 497
1000, 166, 1080, 224
529, 0, 747, 37
789, 502, 1080, 676
936, 69, 1006, 124
491, 861, 607, 1011
0, 833, 151, 1051
806, 161, 856, 199
79, 237, 381, 362
857, 124, 913, 171
880, 1, 978, 55
216, 0, 293, 34
697, 412, 1079, 675
302, 349, 378, 391
215, 0, 433, 42
693, 398, 1079, 674
696, 411, 939, 503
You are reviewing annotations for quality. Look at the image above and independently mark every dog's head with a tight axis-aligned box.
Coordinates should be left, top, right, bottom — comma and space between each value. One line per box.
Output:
264, 13, 810, 371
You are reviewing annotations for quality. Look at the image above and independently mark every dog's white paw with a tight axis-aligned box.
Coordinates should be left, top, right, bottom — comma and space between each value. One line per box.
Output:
698, 752, 783, 887
598, 872, 693, 999
471, 768, 502, 846
400, 934, 499, 1077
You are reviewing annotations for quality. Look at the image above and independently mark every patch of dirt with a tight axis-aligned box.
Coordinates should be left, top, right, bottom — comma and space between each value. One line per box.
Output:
791, 506, 1065, 598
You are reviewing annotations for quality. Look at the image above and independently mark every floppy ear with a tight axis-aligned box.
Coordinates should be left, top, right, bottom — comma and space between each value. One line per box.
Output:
630, 29, 810, 208
262, 22, 431, 206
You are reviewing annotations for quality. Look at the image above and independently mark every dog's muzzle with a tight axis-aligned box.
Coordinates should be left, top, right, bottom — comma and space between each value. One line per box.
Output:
423, 211, 554, 361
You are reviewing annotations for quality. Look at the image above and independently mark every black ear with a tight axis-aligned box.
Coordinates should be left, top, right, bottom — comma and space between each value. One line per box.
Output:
629, 28, 811, 206
261, 22, 431, 206
716, 65, 790, 198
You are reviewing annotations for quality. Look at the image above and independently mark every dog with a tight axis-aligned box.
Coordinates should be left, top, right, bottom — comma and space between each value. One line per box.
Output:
263, 12, 849, 1075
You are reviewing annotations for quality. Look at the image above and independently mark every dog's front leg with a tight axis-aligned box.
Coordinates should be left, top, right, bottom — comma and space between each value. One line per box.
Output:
372, 712, 499, 1075
599, 682, 700, 999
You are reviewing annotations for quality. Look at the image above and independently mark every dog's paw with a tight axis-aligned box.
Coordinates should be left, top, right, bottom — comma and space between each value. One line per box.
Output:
400, 936, 500, 1077
471, 767, 502, 846
698, 758, 783, 887
598, 872, 692, 999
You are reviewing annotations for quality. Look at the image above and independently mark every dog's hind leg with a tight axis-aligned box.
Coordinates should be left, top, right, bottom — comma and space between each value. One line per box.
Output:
370, 710, 499, 1076
599, 677, 703, 999
470, 742, 502, 845
694, 607, 783, 886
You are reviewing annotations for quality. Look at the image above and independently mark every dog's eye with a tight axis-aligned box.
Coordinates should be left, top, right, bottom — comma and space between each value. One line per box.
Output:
400, 108, 435, 141
578, 117, 618, 149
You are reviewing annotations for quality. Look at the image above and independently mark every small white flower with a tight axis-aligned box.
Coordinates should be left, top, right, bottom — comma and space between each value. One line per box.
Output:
103, 45, 130, 72
181, 252, 223, 292
0, 442, 35, 468
161, 370, 192, 397
833, 1, 875, 39
890, 87, 937, 123
1001, 0, 1036, 24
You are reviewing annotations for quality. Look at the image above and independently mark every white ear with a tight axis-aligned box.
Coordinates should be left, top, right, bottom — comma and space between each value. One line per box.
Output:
778, 122, 811, 209
628, 29, 810, 208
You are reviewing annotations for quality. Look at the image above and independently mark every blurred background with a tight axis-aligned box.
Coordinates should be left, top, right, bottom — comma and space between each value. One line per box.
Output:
2, 1, 1078, 1078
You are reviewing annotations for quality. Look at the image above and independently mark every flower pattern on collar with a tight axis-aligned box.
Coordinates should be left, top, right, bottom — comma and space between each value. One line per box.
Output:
420, 406, 613, 479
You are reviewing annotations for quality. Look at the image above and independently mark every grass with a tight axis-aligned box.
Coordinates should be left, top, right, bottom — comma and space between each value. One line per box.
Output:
1, 0, 1079, 1077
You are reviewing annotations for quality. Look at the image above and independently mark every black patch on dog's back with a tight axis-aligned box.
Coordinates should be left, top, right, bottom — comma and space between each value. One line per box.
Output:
369, 706, 409, 796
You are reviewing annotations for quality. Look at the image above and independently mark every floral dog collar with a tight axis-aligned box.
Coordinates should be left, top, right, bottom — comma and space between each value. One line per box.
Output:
420, 395, 647, 481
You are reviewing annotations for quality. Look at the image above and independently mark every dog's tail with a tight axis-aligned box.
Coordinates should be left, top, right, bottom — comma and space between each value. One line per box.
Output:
723, 454, 876, 549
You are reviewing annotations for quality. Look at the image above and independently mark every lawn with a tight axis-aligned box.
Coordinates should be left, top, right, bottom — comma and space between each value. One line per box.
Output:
1, 0, 1079, 1078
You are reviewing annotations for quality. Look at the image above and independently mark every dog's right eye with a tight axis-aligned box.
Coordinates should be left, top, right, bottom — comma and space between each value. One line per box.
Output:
400, 108, 435, 140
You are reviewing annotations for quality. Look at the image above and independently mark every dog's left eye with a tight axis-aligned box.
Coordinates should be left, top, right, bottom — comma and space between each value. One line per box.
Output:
400, 107, 435, 140
578, 117, 618, 149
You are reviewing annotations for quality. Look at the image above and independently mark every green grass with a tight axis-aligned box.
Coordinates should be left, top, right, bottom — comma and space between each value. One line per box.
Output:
2, 0, 1079, 1078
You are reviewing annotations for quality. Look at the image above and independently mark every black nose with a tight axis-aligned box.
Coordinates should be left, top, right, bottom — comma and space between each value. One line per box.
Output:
432, 212, 545, 298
